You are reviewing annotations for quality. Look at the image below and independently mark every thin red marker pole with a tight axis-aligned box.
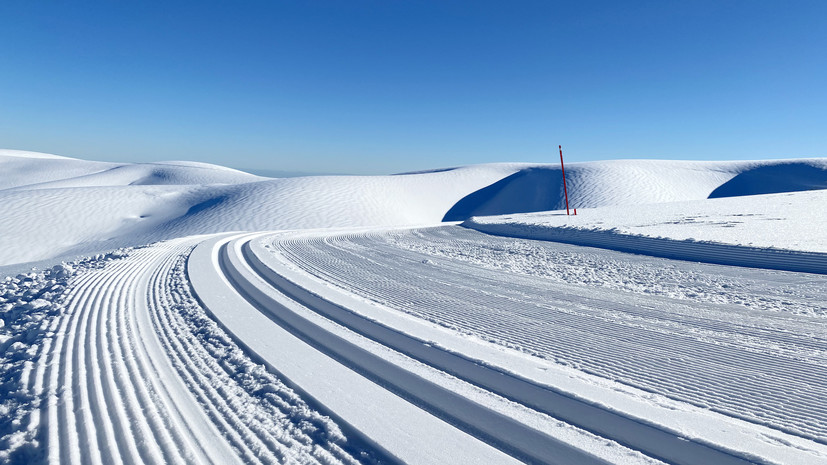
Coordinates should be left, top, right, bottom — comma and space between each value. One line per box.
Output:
559, 145, 570, 215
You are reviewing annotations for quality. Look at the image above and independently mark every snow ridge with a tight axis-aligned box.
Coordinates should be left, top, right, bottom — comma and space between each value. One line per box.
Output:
462, 219, 827, 274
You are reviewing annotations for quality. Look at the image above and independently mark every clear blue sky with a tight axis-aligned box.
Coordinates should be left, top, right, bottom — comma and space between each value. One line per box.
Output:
1, 1, 825, 174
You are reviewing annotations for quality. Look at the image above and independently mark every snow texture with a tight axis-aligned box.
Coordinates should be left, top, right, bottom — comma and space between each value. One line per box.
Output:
3, 149, 827, 465
3, 150, 826, 269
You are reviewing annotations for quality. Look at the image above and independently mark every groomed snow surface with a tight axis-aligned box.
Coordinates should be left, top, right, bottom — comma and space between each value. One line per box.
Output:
2, 149, 827, 464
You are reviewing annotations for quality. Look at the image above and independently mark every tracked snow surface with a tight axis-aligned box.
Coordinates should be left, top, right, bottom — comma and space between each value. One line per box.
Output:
2, 149, 827, 464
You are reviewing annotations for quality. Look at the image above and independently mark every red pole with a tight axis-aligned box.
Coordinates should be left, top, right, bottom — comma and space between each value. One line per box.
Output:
559, 145, 570, 215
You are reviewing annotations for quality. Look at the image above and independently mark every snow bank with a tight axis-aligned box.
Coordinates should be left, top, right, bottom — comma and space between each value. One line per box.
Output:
463, 189, 827, 273
446, 158, 827, 220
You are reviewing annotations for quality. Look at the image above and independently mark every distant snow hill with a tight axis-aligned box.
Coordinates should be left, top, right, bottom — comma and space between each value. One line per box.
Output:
1, 149, 826, 268
443, 158, 827, 220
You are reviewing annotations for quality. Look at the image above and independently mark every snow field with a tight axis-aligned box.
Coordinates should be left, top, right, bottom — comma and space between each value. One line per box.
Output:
461, 189, 827, 267
0, 151, 513, 269
444, 158, 827, 220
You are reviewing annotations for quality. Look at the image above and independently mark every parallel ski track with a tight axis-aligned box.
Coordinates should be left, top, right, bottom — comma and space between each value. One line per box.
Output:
267, 226, 827, 444
24, 238, 363, 464
28, 240, 236, 464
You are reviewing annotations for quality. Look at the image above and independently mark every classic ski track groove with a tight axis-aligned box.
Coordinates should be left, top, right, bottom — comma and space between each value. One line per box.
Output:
234, 236, 750, 465
220, 238, 581, 464
201, 233, 753, 465
34, 242, 223, 465
29, 239, 330, 465
260, 227, 827, 454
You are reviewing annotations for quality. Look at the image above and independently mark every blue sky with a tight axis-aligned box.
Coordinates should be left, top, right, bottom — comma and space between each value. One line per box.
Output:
1, 1, 825, 174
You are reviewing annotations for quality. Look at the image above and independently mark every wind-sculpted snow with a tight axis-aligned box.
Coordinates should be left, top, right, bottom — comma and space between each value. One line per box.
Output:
0, 239, 375, 464
709, 162, 827, 198
0, 150, 262, 191
0, 151, 520, 266
3, 150, 827, 268
445, 158, 827, 221
0, 150, 113, 190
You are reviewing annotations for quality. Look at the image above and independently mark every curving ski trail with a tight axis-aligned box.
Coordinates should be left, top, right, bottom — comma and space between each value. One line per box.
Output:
10, 224, 827, 464
245, 226, 827, 465
267, 227, 827, 443
20, 238, 370, 465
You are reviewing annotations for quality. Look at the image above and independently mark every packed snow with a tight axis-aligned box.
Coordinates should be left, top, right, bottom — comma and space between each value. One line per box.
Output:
464, 189, 827, 254
2, 149, 827, 465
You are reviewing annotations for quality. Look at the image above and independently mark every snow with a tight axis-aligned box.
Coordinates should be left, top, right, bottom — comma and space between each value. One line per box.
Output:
464, 189, 827, 254
252, 227, 827, 464
445, 158, 827, 220
3, 151, 826, 269
0, 251, 128, 462
3, 149, 827, 464
0, 149, 76, 160
0, 151, 525, 268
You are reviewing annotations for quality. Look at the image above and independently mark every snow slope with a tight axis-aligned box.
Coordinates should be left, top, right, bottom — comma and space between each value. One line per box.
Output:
0, 152, 522, 267
445, 158, 827, 220
0, 150, 263, 190
3, 151, 827, 269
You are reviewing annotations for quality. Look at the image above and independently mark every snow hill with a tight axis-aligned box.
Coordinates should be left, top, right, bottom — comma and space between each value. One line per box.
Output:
2, 149, 826, 269
444, 158, 827, 220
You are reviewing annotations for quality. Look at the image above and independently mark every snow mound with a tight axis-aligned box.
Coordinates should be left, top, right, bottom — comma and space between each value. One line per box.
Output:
0, 151, 115, 190
0, 149, 76, 160
0, 156, 521, 267
1, 151, 264, 191
445, 158, 827, 221
709, 161, 827, 198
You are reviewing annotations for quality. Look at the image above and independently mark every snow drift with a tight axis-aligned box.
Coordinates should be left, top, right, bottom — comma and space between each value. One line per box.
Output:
2, 150, 827, 268
445, 159, 827, 221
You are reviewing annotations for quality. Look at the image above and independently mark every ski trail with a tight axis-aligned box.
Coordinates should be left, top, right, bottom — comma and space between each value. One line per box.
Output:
22, 237, 373, 464
250, 226, 827, 464
32, 241, 238, 464
40, 268, 100, 465
143, 248, 271, 465
268, 227, 827, 443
